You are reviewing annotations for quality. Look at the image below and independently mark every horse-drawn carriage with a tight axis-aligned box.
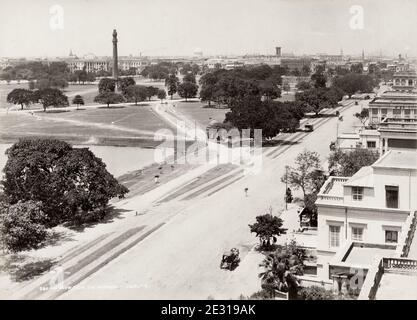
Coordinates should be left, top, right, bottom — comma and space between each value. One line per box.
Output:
220, 248, 240, 271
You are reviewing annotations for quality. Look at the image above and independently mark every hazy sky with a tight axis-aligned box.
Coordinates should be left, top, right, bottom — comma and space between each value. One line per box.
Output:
1, 0, 416, 58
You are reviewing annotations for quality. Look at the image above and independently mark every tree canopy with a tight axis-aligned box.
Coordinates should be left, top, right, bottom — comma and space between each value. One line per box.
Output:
33, 88, 69, 112
225, 96, 302, 139
124, 85, 148, 105
332, 73, 376, 97
328, 148, 379, 176
1, 139, 129, 227
281, 150, 322, 197
71, 95, 84, 110
249, 210, 287, 250
165, 73, 179, 99
259, 240, 306, 299
178, 81, 198, 101
118, 77, 136, 95
98, 77, 117, 93
94, 92, 125, 107
0, 200, 47, 252
7, 88, 34, 110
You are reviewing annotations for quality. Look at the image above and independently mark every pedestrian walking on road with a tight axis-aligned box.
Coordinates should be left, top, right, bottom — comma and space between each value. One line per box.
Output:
244, 187, 249, 197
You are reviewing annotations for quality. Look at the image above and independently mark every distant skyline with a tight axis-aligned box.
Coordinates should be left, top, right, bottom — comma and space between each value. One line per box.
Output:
1, 0, 417, 58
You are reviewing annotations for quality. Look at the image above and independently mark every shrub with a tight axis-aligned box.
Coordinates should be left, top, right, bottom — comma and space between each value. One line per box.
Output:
0, 201, 47, 252
298, 285, 335, 300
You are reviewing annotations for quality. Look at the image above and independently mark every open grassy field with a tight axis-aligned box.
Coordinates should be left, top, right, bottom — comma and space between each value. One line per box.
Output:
174, 101, 229, 127
0, 104, 175, 146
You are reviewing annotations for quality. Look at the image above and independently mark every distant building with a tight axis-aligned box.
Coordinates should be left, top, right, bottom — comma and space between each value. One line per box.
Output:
281, 75, 311, 91
280, 58, 312, 73
378, 117, 417, 152
369, 70, 417, 126
392, 70, 417, 91
369, 90, 417, 125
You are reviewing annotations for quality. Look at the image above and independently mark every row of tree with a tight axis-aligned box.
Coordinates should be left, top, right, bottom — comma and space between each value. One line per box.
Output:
7, 88, 69, 112
198, 65, 285, 108
94, 77, 167, 107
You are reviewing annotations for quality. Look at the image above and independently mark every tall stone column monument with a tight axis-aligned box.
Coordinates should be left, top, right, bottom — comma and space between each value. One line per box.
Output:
112, 29, 119, 80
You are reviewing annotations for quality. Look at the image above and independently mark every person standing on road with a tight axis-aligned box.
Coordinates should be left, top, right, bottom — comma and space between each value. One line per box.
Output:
244, 188, 249, 197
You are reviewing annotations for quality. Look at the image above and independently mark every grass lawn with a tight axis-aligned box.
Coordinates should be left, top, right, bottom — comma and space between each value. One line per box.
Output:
0, 104, 175, 146
174, 101, 229, 127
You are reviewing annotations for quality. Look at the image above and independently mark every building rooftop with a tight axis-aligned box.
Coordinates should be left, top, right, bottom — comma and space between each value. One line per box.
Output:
375, 273, 417, 300
343, 244, 396, 265
344, 166, 374, 187
372, 150, 417, 170
360, 129, 380, 136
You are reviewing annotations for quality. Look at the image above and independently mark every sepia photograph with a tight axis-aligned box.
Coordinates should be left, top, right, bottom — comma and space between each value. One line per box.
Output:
0, 0, 416, 307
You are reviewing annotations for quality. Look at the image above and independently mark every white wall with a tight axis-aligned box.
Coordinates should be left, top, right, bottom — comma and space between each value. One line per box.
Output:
316, 204, 409, 280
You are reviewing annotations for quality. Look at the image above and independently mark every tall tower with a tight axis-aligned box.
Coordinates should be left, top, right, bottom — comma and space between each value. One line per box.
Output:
112, 29, 119, 79
275, 46, 282, 57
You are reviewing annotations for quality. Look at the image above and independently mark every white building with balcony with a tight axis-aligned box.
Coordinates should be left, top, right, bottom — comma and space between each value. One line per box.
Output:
315, 150, 417, 282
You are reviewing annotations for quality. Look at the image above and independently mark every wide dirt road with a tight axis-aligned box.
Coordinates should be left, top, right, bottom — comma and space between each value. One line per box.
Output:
55, 102, 361, 299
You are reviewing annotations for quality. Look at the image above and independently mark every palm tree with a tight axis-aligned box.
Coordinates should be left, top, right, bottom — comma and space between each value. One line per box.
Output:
72, 95, 84, 110
258, 241, 305, 299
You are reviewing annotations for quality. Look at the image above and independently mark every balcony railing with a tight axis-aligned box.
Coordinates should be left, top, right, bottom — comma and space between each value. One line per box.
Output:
317, 194, 344, 202
383, 257, 417, 272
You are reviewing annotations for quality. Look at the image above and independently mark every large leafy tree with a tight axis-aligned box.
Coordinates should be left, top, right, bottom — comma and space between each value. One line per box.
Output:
332, 73, 376, 97
33, 88, 69, 112
311, 72, 327, 88
165, 73, 179, 99
183, 72, 196, 84
199, 70, 226, 107
1, 139, 129, 226
72, 95, 84, 110
281, 150, 322, 197
295, 87, 341, 116
98, 77, 117, 93
225, 96, 301, 139
6, 88, 34, 110
177, 81, 198, 101
146, 86, 159, 101
0, 200, 47, 252
328, 148, 379, 177
124, 85, 148, 105
118, 77, 136, 95
157, 89, 166, 102
259, 80, 281, 101
249, 210, 287, 250
94, 92, 125, 107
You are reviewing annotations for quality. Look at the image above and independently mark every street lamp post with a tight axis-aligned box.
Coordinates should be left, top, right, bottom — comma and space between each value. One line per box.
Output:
285, 166, 288, 211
